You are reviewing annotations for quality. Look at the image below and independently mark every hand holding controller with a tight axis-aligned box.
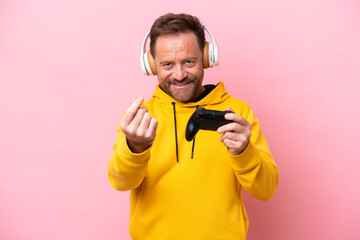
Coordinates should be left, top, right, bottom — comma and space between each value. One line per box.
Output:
185, 108, 234, 141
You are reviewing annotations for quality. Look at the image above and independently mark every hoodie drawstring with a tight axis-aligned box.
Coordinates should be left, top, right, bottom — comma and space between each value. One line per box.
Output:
172, 103, 199, 162
172, 102, 179, 163
191, 105, 199, 159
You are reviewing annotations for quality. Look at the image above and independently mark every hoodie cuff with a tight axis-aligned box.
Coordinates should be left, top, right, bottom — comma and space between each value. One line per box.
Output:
229, 141, 260, 171
116, 138, 151, 165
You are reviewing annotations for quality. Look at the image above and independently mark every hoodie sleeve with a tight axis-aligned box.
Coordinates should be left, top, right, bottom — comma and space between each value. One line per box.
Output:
229, 108, 279, 201
107, 123, 150, 191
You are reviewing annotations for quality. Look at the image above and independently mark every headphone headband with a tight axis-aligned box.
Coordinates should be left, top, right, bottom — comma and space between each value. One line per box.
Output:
140, 25, 219, 75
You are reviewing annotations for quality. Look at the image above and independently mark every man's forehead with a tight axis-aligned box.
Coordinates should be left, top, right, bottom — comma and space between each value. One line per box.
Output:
154, 32, 201, 58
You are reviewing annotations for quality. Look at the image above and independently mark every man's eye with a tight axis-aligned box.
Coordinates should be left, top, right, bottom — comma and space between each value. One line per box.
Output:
163, 63, 172, 68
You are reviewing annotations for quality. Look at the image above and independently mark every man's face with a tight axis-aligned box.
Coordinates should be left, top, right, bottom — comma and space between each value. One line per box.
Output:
154, 31, 205, 103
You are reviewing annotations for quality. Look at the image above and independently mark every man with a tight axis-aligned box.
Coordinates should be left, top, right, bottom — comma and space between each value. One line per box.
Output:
108, 13, 279, 240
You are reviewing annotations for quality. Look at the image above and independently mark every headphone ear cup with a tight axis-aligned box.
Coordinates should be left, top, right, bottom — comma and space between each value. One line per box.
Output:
204, 41, 216, 68
208, 42, 214, 68
142, 51, 157, 75
146, 51, 157, 75
203, 41, 210, 68
140, 52, 148, 75
212, 42, 219, 67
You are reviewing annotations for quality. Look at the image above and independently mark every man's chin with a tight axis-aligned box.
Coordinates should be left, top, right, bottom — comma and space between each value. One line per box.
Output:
170, 91, 195, 103
168, 86, 196, 102
161, 81, 204, 103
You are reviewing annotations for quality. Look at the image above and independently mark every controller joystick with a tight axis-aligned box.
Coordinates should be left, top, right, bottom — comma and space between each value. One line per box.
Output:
185, 108, 234, 141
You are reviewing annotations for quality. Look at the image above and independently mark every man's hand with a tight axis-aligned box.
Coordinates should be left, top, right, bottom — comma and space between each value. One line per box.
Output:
120, 96, 158, 153
217, 107, 252, 155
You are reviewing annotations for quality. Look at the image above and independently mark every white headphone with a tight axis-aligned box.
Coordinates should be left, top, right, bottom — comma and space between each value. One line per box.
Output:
140, 25, 219, 75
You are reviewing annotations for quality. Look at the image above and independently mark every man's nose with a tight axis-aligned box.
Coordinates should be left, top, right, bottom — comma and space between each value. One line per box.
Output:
173, 64, 187, 81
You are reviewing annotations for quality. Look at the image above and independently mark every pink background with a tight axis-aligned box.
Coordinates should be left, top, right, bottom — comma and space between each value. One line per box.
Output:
1, 0, 360, 239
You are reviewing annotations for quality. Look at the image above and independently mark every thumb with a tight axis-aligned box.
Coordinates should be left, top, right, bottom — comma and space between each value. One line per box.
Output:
225, 106, 234, 113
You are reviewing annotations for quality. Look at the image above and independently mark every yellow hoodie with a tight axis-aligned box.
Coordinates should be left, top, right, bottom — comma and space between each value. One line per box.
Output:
108, 82, 279, 240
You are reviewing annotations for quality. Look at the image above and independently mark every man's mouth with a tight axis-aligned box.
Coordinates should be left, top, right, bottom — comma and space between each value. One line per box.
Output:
171, 81, 193, 87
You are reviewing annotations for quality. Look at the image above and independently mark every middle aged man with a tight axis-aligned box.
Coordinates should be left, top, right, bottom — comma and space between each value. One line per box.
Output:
108, 13, 279, 240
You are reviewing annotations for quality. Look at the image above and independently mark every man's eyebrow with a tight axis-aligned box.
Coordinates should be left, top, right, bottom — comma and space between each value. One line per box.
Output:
159, 60, 173, 64
184, 57, 198, 61
159, 57, 199, 64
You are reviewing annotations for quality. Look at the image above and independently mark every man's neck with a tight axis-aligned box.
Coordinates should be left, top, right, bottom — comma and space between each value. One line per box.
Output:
192, 84, 216, 102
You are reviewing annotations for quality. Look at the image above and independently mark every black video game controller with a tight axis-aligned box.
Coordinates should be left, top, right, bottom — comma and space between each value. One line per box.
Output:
185, 108, 234, 141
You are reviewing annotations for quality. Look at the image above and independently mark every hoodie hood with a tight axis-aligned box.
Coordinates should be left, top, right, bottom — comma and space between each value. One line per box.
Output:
147, 82, 231, 162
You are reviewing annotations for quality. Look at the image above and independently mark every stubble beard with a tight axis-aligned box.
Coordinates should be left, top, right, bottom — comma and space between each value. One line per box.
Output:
164, 77, 203, 103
